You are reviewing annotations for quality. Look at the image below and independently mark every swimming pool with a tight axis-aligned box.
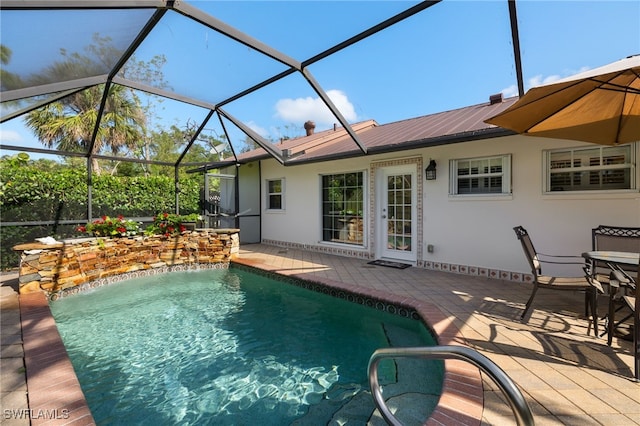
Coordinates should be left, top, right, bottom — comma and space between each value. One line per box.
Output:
50, 267, 443, 425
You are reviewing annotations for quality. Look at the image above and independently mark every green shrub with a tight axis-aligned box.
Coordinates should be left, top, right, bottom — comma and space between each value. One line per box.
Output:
0, 157, 202, 270
145, 213, 201, 237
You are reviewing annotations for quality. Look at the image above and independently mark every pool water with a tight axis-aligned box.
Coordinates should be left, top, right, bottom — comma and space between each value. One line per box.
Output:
51, 268, 443, 425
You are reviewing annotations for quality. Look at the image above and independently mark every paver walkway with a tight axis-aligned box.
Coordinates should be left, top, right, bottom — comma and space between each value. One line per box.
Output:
1, 274, 29, 426
1, 244, 638, 425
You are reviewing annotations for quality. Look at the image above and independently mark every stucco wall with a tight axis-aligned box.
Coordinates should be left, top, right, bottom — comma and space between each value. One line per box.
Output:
252, 135, 640, 277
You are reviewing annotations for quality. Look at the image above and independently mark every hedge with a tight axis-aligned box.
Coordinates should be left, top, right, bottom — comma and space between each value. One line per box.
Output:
0, 162, 202, 270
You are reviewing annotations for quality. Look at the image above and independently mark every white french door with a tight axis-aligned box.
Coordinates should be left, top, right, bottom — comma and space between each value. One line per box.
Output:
376, 165, 417, 263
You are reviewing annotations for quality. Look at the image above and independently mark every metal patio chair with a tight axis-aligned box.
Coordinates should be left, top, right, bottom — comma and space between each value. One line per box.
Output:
591, 225, 640, 282
591, 225, 640, 345
513, 226, 603, 334
622, 262, 639, 380
606, 269, 637, 344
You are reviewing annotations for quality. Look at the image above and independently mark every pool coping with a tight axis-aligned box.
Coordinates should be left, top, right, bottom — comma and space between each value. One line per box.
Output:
20, 260, 483, 426
20, 291, 95, 426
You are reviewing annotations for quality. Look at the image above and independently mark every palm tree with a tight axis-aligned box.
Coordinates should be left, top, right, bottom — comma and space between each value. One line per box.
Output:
20, 35, 149, 175
24, 83, 146, 175
1, 44, 24, 97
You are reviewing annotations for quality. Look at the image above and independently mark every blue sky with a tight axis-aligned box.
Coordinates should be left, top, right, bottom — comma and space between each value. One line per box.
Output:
1, 0, 639, 158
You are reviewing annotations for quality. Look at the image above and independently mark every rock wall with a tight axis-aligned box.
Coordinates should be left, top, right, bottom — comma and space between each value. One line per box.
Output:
13, 230, 240, 296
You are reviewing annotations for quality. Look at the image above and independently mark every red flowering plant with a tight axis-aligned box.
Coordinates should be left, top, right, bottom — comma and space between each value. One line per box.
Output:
77, 215, 142, 237
145, 213, 200, 237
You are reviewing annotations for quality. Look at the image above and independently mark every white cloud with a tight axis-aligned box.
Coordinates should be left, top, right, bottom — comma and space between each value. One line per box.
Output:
500, 84, 519, 98
0, 129, 23, 143
528, 74, 563, 88
245, 121, 269, 139
274, 89, 358, 128
500, 74, 563, 97
502, 65, 595, 96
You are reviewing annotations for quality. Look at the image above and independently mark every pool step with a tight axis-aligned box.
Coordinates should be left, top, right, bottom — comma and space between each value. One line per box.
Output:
291, 383, 373, 425
381, 323, 444, 396
364, 323, 443, 424
368, 392, 440, 425
293, 323, 443, 425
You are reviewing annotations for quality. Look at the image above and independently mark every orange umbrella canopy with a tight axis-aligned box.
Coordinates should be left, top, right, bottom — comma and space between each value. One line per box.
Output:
486, 54, 640, 145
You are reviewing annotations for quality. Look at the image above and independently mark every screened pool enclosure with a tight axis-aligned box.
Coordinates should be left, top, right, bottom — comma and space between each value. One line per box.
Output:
0, 0, 527, 269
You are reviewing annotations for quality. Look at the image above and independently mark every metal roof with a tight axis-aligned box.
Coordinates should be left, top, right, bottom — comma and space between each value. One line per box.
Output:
224, 95, 518, 167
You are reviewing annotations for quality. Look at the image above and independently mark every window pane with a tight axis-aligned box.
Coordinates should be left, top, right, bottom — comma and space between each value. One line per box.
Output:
269, 180, 281, 193
548, 146, 633, 192
321, 172, 364, 245
489, 158, 502, 173
267, 179, 283, 209
452, 155, 510, 195
269, 195, 281, 209
403, 189, 411, 203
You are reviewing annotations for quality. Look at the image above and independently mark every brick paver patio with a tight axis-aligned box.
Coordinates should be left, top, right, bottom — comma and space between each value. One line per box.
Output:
1, 243, 638, 425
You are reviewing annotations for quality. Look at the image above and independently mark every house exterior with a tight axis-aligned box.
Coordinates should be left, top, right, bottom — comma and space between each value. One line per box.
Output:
215, 95, 639, 282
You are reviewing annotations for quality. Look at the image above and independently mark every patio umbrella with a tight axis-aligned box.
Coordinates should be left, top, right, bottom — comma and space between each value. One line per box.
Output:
485, 54, 640, 145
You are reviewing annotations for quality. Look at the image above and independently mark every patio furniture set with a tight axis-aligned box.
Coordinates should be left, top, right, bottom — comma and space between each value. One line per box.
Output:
513, 225, 640, 381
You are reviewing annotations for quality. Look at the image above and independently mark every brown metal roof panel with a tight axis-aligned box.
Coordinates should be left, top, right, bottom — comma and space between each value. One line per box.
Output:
363, 97, 518, 147
289, 120, 377, 155
235, 120, 376, 161
235, 96, 518, 163
292, 98, 518, 161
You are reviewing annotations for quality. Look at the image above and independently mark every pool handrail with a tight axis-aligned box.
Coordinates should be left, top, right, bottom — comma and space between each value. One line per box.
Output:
368, 345, 535, 426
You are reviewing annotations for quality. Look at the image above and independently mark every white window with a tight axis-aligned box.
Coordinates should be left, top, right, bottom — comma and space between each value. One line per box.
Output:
321, 172, 365, 245
544, 145, 635, 193
450, 155, 511, 195
266, 178, 284, 210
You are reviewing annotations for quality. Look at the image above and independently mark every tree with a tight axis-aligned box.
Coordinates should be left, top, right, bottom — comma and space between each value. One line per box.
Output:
24, 84, 146, 175
145, 123, 225, 175
240, 135, 260, 153
183, 119, 229, 162
21, 35, 149, 175
0, 45, 22, 90
120, 55, 170, 175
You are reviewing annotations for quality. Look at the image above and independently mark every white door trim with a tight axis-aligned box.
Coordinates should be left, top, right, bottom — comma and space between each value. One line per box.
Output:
375, 164, 418, 263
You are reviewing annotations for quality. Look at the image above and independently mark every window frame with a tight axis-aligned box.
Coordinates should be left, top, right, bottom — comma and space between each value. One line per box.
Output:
265, 178, 285, 211
449, 154, 512, 197
320, 170, 367, 247
543, 145, 636, 194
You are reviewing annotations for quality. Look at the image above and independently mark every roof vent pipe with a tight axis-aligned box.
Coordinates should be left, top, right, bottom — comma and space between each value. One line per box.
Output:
489, 93, 503, 105
304, 120, 315, 136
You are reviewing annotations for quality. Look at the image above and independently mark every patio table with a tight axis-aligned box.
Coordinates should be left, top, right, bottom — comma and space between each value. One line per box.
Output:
582, 251, 639, 380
